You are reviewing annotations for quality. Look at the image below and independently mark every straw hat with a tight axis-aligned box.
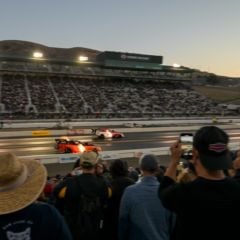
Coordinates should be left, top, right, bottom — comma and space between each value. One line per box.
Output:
0, 152, 47, 215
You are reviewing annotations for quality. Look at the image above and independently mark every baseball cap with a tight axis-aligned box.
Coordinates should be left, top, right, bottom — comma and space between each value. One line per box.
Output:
80, 151, 99, 168
193, 126, 232, 170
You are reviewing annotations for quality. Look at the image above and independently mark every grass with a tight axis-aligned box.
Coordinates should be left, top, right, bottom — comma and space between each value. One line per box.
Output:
193, 86, 240, 103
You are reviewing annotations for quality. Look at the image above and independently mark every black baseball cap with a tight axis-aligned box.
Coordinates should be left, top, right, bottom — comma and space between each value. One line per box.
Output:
193, 126, 232, 170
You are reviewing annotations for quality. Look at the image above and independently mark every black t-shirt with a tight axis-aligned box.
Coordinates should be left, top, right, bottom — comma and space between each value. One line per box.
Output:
159, 176, 240, 240
0, 202, 72, 240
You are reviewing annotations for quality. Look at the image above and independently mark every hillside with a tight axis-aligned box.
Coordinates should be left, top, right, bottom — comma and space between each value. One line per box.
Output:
193, 85, 240, 103
0, 40, 100, 61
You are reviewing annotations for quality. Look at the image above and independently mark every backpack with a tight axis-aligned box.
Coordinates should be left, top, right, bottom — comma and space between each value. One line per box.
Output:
75, 194, 104, 240
68, 176, 106, 240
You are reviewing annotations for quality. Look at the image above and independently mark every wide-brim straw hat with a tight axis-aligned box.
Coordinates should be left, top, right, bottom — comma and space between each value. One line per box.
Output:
0, 153, 47, 215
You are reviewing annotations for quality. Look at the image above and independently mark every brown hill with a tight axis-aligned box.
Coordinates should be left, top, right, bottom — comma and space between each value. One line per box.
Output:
0, 40, 100, 61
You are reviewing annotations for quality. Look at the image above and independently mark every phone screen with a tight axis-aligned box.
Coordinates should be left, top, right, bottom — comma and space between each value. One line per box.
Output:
180, 133, 193, 160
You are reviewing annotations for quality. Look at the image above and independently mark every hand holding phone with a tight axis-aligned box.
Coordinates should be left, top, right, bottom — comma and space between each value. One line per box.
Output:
179, 133, 193, 160
170, 141, 182, 162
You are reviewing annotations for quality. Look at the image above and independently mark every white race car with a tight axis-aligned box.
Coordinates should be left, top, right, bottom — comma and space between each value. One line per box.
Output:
95, 128, 125, 139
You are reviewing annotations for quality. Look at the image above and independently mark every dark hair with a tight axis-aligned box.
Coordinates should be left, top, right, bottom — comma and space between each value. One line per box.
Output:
128, 170, 139, 182
109, 159, 129, 178
139, 154, 158, 172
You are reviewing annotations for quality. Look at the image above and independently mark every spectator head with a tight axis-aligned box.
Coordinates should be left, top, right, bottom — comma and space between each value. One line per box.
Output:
139, 154, 159, 173
80, 151, 99, 169
55, 174, 62, 180
0, 152, 47, 215
95, 163, 104, 176
109, 159, 129, 178
128, 169, 139, 182
193, 126, 232, 171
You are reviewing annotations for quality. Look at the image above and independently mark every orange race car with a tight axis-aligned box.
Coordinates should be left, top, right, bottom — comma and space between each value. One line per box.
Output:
55, 138, 102, 154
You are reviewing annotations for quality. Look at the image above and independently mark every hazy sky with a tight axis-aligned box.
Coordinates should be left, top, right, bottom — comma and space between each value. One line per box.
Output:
1, 0, 240, 77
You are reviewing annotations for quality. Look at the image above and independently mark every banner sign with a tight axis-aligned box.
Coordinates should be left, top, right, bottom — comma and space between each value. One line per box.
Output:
58, 155, 79, 164
99, 153, 120, 160
67, 129, 84, 135
32, 130, 50, 137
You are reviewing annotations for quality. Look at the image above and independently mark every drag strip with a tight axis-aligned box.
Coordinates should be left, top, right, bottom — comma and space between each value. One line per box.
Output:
0, 129, 239, 156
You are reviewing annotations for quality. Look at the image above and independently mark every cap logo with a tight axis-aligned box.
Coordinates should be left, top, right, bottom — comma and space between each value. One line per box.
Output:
208, 143, 227, 153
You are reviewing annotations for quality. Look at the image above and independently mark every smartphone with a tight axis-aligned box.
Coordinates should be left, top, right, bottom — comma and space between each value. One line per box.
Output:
179, 133, 193, 160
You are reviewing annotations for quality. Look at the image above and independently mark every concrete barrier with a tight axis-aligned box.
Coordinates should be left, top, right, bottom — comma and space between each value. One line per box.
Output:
19, 147, 170, 164
2, 117, 240, 129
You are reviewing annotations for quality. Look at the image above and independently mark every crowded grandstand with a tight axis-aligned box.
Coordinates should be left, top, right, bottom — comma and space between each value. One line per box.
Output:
0, 40, 239, 120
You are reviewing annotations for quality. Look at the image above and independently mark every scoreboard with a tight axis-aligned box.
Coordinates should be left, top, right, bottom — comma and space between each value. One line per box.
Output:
96, 51, 163, 70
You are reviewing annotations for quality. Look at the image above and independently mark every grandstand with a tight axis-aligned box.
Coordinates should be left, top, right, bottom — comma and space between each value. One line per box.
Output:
0, 40, 236, 120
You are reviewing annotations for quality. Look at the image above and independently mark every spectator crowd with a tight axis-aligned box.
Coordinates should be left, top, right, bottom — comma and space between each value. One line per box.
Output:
0, 73, 226, 120
1, 59, 234, 120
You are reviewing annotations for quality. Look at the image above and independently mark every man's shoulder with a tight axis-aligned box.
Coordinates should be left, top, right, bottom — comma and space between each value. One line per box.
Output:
225, 177, 240, 190
77, 174, 107, 187
179, 177, 240, 196
7, 202, 61, 222
28, 202, 60, 215
124, 181, 142, 193
112, 176, 135, 185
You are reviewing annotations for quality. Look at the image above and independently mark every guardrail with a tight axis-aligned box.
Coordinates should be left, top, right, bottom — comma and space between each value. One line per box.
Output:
1, 123, 240, 138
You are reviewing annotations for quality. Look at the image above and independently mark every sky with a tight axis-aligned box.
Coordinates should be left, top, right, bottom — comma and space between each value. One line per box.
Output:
0, 0, 240, 77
